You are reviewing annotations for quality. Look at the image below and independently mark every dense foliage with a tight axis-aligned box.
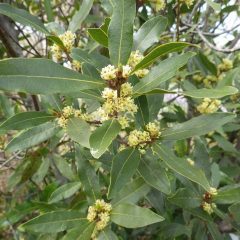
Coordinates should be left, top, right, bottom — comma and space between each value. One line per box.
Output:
0, 0, 240, 239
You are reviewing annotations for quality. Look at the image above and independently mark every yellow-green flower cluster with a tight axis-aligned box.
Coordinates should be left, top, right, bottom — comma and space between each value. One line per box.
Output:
87, 199, 112, 231
51, 31, 76, 61
57, 106, 91, 128
128, 51, 149, 78
196, 98, 221, 114
209, 187, 218, 196
180, 0, 194, 7
128, 121, 161, 151
217, 58, 233, 73
95, 83, 138, 129
149, 0, 166, 11
187, 158, 195, 166
202, 202, 216, 215
71, 60, 81, 71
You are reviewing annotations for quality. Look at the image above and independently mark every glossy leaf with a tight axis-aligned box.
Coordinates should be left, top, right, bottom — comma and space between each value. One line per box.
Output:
154, 143, 211, 191
6, 122, 59, 152
0, 58, 104, 95
0, 3, 49, 34
133, 15, 168, 52
48, 182, 81, 204
90, 119, 121, 159
67, 118, 91, 148
161, 113, 236, 141
62, 222, 95, 240
111, 178, 150, 206
0, 112, 55, 130
183, 86, 238, 99
111, 203, 164, 228
108, 0, 136, 66
108, 148, 140, 199
68, 0, 94, 32
133, 42, 192, 72
20, 211, 87, 233
133, 52, 195, 95
76, 145, 101, 203
138, 158, 171, 195
213, 184, 240, 204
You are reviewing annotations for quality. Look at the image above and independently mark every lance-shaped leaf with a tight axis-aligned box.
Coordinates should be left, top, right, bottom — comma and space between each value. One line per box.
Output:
0, 111, 55, 130
6, 122, 59, 153
229, 203, 240, 223
62, 222, 95, 240
98, 229, 118, 240
168, 188, 202, 209
213, 184, 240, 204
48, 182, 81, 204
68, 0, 94, 33
90, 119, 121, 159
108, 0, 136, 66
161, 113, 236, 141
133, 42, 192, 72
111, 203, 164, 228
0, 3, 49, 34
153, 143, 211, 191
0, 58, 104, 95
133, 52, 195, 95
19, 211, 87, 233
88, 18, 110, 48
111, 178, 150, 206
183, 86, 238, 99
133, 15, 168, 52
76, 145, 101, 203
67, 118, 91, 148
138, 158, 171, 195
108, 148, 140, 199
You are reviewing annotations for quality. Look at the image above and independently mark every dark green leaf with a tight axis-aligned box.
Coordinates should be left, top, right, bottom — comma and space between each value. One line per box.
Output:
0, 112, 55, 130
111, 203, 164, 228
154, 143, 211, 191
108, 148, 140, 199
90, 119, 121, 159
6, 122, 59, 152
108, 0, 136, 66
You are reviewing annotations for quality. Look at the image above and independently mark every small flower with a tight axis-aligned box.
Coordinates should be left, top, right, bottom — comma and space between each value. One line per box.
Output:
217, 58, 233, 72
122, 65, 132, 78
102, 88, 117, 99
145, 121, 161, 138
128, 130, 151, 148
193, 74, 203, 83
135, 69, 149, 78
180, 0, 194, 7
101, 65, 118, 80
128, 50, 144, 67
59, 31, 76, 53
209, 187, 218, 196
118, 116, 130, 129
197, 98, 221, 114
71, 60, 81, 71
62, 106, 74, 118
120, 83, 133, 97
187, 158, 195, 166
202, 202, 216, 215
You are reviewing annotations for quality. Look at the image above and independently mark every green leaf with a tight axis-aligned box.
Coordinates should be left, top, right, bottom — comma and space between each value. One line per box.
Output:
48, 182, 81, 204
135, 95, 149, 127
0, 3, 49, 34
205, 0, 221, 11
229, 203, 240, 222
53, 156, 76, 181
90, 119, 121, 159
111, 203, 164, 228
0, 112, 55, 130
138, 158, 171, 195
111, 178, 150, 206
133, 42, 192, 72
108, 0, 136, 66
6, 122, 59, 153
0, 58, 104, 95
97, 228, 118, 240
133, 16, 168, 52
159, 223, 191, 239
68, 0, 94, 33
20, 211, 87, 233
133, 52, 195, 95
76, 146, 101, 203
62, 222, 95, 240
108, 148, 140, 199
67, 118, 91, 148
213, 184, 240, 204
207, 222, 223, 240
88, 18, 110, 47
196, 52, 217, 75
161, 113, 236, 141
43, 0, 54, 22
168, 188, 202, 209
183, 86, 238, 99
153, 143, 211, 191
